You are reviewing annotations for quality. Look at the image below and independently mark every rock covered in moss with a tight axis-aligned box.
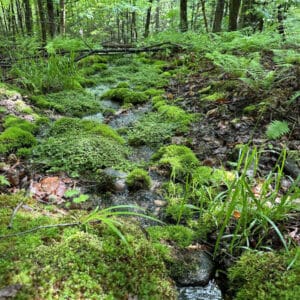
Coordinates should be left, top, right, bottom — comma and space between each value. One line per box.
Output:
126, 168, 151, 191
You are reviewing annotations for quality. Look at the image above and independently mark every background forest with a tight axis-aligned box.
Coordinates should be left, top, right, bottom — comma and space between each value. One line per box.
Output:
0, 0, 300, 299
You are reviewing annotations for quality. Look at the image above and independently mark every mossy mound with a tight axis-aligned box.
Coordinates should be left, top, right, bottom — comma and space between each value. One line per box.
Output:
77, 55, 108, 67
126, 168, 151, 191
30, 90, 101, 117
152, 145, 199, 179
127, 113, 177, 147
101, 87, 148, 105
0, 194, 176, 299
228, 249, 300, 300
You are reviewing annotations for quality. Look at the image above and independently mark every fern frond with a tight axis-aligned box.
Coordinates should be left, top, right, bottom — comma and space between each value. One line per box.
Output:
266, 120, 290, 140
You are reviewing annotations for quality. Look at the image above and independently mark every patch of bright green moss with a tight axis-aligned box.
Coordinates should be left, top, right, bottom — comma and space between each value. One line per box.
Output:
147, 225, 195, 248
152, 145, 199, 179
126, 168, 151, 190
3, 115, 37, 133
228, 249, 300, 300
0, 127, 36, 155
30, 90, 101, 117
77, 55, 108, 67
101, 87, 148, 105
202, 92, 226, 101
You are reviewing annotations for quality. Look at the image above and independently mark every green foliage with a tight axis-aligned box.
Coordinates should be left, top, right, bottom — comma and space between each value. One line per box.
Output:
77, 55, 108, 67
266, 120, 290, 140
228, 248, 300, 300
0, 127, 36, 155
127, 113, 177, 146
46, 36, 88, 54
3, 115, 37, 133
11, 55, 82, 93
79, 63, 108, 76
152, 145, 199, 180
30, 90, 101, 117
147, 225, 195, 248
0, 175, 10, 187
126, 168, 151, 190
101, 87, 148, 105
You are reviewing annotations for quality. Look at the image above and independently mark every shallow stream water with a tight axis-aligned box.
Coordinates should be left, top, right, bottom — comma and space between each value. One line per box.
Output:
86, 83, 223, 300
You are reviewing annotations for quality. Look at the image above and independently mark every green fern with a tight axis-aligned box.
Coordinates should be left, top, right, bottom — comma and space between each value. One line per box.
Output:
266, 120, 290, 140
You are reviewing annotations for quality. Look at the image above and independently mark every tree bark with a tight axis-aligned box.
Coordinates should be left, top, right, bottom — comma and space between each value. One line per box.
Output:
180, 0, 188, 32
212, 0, 225, 32
200, 0, 208, 33
155, 0, 160, 32
239, 0, 254, 29
47, 0, 56, 38
144, 0, 153, 38
228, 0, 241, 31
36, 0, 47, 44
60, 0, 66, 35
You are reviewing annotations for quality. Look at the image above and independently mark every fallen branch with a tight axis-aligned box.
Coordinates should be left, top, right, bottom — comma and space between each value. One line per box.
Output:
7, 201, 24, 229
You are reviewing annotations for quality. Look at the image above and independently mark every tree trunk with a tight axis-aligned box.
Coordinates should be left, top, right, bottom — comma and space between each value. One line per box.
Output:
47, 0, 56, 38
228, 0, 241, 31
239, 0, 254, 29
277, 4, 286, 40
200, 0, 208, 33
180, 0, 188, 32
16, 0, 24, 35
212, 0, 225, 32
60, 0, 66, 35
36, 0, 47, 44
155, 0, 160, 32
144, 0, 153, 38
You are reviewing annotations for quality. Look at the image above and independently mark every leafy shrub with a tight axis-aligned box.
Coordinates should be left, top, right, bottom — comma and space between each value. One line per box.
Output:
101, 87, 148, 105
126, 168, 151, 191
228, 249, 300, 300
152, 145, 199, 180
0, 127, 36, 155
46, 36, 88, 54
266, 120, 290, 140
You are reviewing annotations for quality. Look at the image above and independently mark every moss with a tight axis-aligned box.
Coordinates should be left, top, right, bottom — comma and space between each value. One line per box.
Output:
152, 145, 199, 179
127, 113, 177, 147
79, 63, 108, 76
228, 248, 300, 300
77, 55, 108, 67
0, 127, 36, 155
126, 168, 151, 191
31, 90, 101, 117
0, 196, 176, 299
78, 77, 97, 87
147, 225, 195, 248
101, 87, 148, 105
49, 117, 124, 144
145, 88, 165, 97
3, 115, 37, 133
116, 82, 130, 88
202, 92, 226, 101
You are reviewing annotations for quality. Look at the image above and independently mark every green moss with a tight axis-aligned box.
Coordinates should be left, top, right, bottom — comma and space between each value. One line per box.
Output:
228, 249, 300, 300
202, 92, 226, 101
31, 90, 101, 117
3, 115, 37, 133
126, 168, 151, 190
49, 117, 124, 144
79, 63, 108, 76
152, 145, 199, 179
116, 82, 130, 88
0, 196, 176, 299
147, 225, 195, 248
0, 127, 36, 155
127, 113, 177, 147
101, 87, 148, 105
145, 88, 165, 97
77, 55, 108, 67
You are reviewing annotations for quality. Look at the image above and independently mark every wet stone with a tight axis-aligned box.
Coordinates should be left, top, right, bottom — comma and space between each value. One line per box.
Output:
178, 281, 222, 300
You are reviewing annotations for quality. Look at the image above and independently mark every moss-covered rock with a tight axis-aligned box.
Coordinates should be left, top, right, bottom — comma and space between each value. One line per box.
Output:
152, 145, 199, 179
0, 195, 177, 299
101, 87, 148, 105
30, 90, 101, 117
228, 249, 300, 300
126, 168, 151, 191
3, 115, 37, 133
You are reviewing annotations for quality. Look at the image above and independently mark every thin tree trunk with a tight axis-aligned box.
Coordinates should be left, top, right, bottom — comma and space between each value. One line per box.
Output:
277, 4, 286, 40
201, 0, 208, 33
47, 0, 56, 38
155, 0, 160, 32
212, 0, 225, 32
60, 0, 66, 35
180, 0, 188, 32
144, 0, 153, 38
36, 0, 47, 44
228, 0, 241, 31
15, 0, 24, 35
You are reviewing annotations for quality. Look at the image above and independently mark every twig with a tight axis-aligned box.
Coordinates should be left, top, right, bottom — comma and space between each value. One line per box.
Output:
0, 222, 81, 239
7, 202, 24, 230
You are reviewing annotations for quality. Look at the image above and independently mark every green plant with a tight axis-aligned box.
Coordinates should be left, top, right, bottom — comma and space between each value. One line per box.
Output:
266, 120, 290, 140
0, 175, 10, 187
3, 115, 37, 133
126, 168, 151, 191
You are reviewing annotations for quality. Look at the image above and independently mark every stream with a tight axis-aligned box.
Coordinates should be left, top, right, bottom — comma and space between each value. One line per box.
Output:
86, 83, 223, 300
